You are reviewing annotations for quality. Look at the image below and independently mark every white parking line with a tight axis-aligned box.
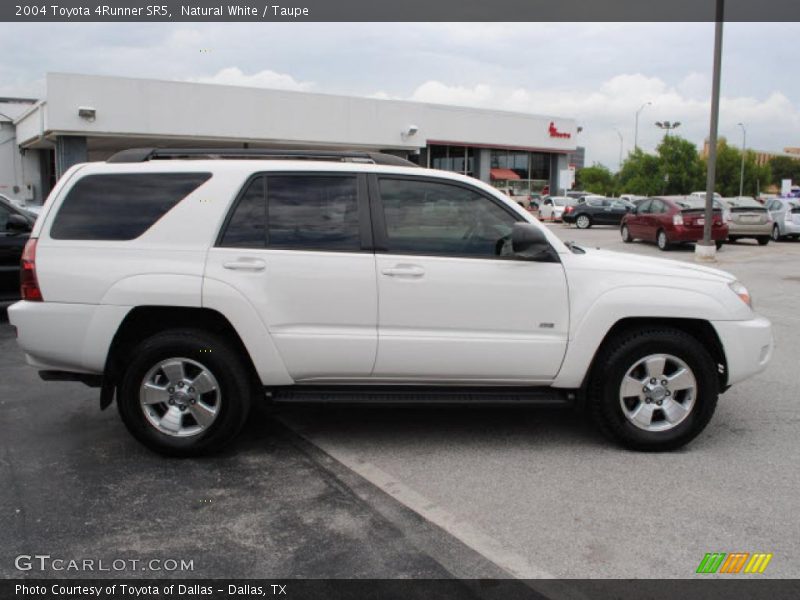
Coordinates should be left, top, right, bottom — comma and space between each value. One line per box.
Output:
280, 415, 557, 580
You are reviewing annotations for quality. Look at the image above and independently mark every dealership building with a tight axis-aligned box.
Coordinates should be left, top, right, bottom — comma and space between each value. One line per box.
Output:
2, 73, 578, 206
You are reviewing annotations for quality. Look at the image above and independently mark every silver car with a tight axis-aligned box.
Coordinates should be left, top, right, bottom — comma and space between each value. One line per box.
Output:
719, 196, 773, 245
766, 197, 800, 241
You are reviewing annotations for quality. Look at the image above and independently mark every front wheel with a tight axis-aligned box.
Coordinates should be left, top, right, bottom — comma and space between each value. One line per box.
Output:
621, 224, 633, 243
589, 328, 719, 451
576, 214, 592, 229
117, 329, 254, 457
657, 229, 670, 251
772, 224, 782, 241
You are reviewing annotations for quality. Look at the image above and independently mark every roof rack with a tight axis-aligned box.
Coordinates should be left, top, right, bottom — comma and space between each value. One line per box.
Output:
106, 147, 420, 168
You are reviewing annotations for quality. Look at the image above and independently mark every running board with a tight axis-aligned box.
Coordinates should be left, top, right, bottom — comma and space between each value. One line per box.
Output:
269, 385, 575, 407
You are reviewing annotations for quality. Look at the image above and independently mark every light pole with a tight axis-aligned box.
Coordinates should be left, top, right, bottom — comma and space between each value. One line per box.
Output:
614, 128, 623, 170
655, 121, 682, 137
737, 122, 746, 198
634, 101, 651, 151
697, 0, 724, 262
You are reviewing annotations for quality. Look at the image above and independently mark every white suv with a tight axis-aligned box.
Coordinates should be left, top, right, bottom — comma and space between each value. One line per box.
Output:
9, 149, 773, 456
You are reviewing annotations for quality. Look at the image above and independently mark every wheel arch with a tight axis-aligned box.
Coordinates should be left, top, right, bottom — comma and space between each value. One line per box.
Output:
101, 306, 261, 409
580, 317, 728, 398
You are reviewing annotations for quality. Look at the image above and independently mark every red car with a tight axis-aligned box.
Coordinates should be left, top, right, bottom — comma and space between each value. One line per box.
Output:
621, 196, 728, 251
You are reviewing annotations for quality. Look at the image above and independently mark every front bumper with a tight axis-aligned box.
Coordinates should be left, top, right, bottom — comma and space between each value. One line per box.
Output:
712, 316, 773, 386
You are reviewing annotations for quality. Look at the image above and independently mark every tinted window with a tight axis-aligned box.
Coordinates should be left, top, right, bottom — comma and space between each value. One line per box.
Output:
636, 199, 652, 213
379, 178, 518, 257
650, 200, 667, 214
219, 177, 266, 248
51, 173, 211, 241
0, 204, 9, 231
267, 176, 360, 251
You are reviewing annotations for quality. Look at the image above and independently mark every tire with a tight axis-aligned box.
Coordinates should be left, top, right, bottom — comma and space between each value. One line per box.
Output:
589, 328, 719, 451
715, 240, 723, 250
576, 214, 592, 229
728, 236, 738, 243
757, 236, 770, 246
117, 329, 254, 457
772, 224, 781, 241
656, 229, 670, 251
621, 224, 633, 243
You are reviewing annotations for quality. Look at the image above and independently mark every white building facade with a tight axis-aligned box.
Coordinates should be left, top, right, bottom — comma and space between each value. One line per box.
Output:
10, 73, 578, 204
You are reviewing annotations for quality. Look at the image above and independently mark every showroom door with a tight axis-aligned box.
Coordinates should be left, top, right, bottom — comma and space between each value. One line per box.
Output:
205, 173, 378, 381
370, 176, 569, 383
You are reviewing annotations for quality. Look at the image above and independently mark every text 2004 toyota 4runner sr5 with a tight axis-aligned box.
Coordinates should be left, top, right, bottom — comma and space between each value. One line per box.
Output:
9, 149, 773, 456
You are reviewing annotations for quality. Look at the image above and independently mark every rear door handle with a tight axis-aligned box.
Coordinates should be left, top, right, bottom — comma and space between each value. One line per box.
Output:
223, 259, 266, 272
381, 265, 425, 278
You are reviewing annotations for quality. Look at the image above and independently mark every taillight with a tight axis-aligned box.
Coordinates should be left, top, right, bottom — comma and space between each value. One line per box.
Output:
20, 238, 43, 301
565, 206, 573, 213
723, 209, 732, 223
673, 214, 684, 226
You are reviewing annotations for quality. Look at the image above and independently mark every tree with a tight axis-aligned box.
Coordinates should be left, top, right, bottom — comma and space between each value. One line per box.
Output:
706, 138, 771, 197
575, 164, 615, 195
657, 136, 706, 195
769, 155, 800, 186
616, 148, 663, 196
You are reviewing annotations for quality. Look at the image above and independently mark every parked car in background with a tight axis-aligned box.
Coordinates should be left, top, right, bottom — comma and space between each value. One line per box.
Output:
621, 195, 728, 251
539, 196, 576, 222
563, 196, 631, 229
566, 190, 591, 201
718, 197, 772, 245
619, 194, 646, 204
0, 193, 41, 216
765, 197, 800, 241
690, 191, 723, 200
0, 195, 35, 301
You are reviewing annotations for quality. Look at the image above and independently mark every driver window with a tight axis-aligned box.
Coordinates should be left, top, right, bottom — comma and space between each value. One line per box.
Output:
379, 178, 518, 257
0, 205, 10, 231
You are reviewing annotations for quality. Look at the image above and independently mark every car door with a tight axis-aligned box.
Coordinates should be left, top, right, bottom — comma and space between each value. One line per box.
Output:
204, 173, 378, 381
0, 204, 30, 299
371, 175, 569, 382
627, 199, 651, 237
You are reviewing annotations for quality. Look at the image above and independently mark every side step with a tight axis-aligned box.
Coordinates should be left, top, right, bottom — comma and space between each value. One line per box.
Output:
269, 385, 575, 407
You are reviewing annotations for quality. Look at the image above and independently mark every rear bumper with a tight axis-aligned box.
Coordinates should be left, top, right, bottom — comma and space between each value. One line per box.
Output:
7, 301, 130, 374
779, 221, 800, 236
712, 316, 773, 386
729, 222, 772, 236
670, 225, 728, 242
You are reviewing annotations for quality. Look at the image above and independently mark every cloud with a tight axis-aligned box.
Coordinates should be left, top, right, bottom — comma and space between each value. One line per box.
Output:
388, 75, 800, 169
190, 67, 314, 91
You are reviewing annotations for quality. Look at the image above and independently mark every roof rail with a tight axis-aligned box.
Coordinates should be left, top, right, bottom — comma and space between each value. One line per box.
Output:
106, 147, 421, 168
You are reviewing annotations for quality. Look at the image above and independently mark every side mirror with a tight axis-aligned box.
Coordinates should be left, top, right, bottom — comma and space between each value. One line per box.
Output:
511, 223, 553, 260
6, 214, 31, 234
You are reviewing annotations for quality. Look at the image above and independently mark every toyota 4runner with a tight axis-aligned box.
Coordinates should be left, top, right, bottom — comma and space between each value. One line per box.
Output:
9, 149, 773, 456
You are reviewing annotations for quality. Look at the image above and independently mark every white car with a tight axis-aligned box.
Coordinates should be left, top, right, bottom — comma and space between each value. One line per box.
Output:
539, 196, 575, 221
9, 149, 773, 456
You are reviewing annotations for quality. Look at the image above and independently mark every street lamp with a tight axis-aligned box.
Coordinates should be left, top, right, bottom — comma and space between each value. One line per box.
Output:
737, 122, 747, 198
614, 128, 623, 170
655, 121, 682, 136
634, 101, 651, 151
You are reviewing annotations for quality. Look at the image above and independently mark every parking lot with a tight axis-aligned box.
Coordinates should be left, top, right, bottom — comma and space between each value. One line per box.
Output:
2, 223, 799, 580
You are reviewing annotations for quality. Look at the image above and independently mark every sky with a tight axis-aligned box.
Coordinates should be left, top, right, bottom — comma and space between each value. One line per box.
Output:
0, 22, 798, 168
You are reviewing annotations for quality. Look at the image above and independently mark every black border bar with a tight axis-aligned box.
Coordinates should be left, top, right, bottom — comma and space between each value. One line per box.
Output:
3, 0, 800, 22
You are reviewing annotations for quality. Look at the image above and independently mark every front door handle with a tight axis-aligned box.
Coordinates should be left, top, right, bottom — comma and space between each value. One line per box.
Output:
223, 259, 266, 272
381, 264, 425, 278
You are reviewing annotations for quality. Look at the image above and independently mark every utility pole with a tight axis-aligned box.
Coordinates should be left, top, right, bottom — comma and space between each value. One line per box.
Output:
697, 0, 724, 262
634, 102, 651, 151
614, 128, 623, 170
738, 122, 747, 198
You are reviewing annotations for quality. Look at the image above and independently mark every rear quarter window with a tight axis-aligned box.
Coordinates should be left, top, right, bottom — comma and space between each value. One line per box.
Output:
50, 173, 212, 240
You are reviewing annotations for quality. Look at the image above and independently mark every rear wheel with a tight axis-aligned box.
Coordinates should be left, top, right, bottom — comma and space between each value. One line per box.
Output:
772, 224, 782, 241
117, 329, 254, 457
621, 224, 633, 243
589, 328, 719, 451
728, 236, 739, 243
757, 236, 770, 246
576, 214, 592, 229
715, 240, 723, 250
657, 229, 670, 251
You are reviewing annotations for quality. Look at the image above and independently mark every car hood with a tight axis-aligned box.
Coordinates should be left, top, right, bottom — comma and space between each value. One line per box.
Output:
571, 247, 736, 283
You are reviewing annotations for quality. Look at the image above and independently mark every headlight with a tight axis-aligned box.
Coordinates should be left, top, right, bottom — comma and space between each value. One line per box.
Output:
728, 280, 752, 308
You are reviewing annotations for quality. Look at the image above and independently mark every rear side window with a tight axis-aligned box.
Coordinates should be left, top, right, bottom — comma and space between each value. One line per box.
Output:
267, 176, 360, 251
219, 177, 266, 248
51, 173, 211, 240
